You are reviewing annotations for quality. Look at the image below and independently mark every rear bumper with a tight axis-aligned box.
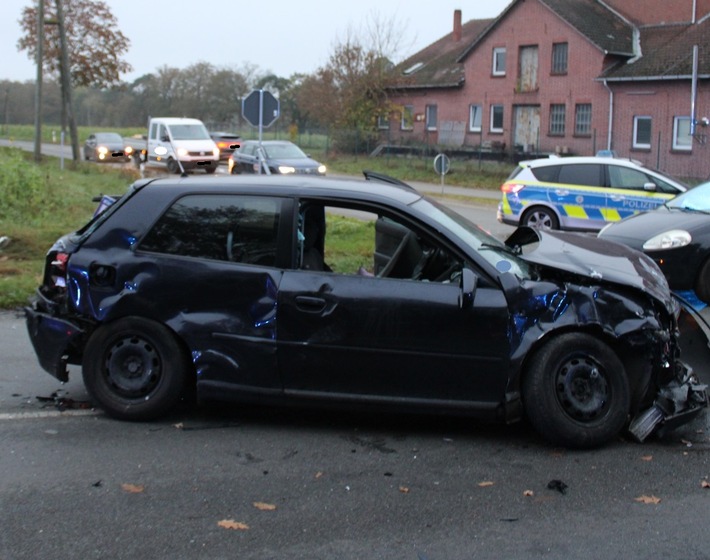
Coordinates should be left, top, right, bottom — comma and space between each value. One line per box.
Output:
25, 295, 86, 383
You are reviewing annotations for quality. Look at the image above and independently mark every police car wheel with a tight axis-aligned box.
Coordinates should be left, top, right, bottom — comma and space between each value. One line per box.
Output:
522, 206, 558, 230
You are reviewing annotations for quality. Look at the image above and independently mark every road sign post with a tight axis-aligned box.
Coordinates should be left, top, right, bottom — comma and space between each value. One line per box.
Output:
242, 89, 280, 174
433, 153, 451, 193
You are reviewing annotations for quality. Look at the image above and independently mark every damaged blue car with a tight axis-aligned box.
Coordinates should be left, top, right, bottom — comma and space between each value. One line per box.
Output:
25, 172, 707, 448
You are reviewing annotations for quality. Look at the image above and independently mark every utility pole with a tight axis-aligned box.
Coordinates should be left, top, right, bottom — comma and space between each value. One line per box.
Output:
55, 0, 79, 161
33, 0, 44, 163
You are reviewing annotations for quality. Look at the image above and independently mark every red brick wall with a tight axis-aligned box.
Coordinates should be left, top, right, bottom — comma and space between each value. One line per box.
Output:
386, 0, 710, 180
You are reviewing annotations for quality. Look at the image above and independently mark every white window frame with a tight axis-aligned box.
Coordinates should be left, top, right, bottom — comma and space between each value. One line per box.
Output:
633, 116, 652, 149
469, 104, 482, 132
492, 47, 506, 76
377, 114, 389, 130
490, 104, 504, 133
673, 116, 692, 151
425, 104, 438, 131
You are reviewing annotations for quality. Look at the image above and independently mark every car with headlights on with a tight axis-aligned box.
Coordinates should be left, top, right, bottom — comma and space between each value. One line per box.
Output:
497, 156, 686, 231
83, 132, 131, 163
210, 131, 241, 161
598, 181, 710, 304
24, 172, 706, 448
229, 140, 326, 175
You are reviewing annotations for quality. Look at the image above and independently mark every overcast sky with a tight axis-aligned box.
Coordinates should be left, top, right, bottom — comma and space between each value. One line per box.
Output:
2, 0, 512, 84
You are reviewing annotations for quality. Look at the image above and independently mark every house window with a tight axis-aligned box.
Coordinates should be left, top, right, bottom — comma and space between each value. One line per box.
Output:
492, 47, 506, 76
425, 105, 438, 131
633, 116, 652, 149
551, 43, 568, 74
490, 105, 504, 133
377, 114, 389, 130
401, 105, 414, 130
469, 104, 482, 132
549, 104, 565, 136
575, 103, 592, 135
673, 116, 692, 151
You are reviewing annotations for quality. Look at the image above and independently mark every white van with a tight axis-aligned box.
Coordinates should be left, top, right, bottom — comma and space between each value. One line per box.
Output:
147, 117, 219, 174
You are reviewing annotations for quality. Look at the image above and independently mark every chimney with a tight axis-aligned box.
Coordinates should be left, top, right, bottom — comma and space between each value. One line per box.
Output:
453, 9, 462, 42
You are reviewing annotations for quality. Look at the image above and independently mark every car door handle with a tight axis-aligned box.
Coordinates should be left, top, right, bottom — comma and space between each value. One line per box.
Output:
554, 189, 569, 196
609, 194, 625, 201
294, 296, 327, 313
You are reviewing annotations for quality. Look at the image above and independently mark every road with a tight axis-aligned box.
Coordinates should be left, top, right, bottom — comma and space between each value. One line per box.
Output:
2, 139, 710, 559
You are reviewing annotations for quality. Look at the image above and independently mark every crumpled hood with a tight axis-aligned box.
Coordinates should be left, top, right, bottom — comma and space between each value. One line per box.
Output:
506, 227, 674, 311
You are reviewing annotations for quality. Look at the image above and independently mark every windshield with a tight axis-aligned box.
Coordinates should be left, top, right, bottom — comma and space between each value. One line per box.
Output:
95, 133, 123, 143
168, 124, 210, 140
667, 181, 710, 212
264, 143, 307, 159
411, 198, 532, 278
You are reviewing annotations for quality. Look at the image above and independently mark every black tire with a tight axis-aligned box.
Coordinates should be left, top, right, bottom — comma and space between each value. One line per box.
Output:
522, 333, 630, 448
230, 165, 241, 175
166, 158, 180, 174
82, 317, 190, 421
205, 165, 217, 174
694, 257, 710, 304
522, 206, 559, 230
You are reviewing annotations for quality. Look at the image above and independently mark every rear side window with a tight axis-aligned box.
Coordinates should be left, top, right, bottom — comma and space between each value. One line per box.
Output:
139, 194, 281, 266
529, 165, 560, 183
556, 164, 603, 187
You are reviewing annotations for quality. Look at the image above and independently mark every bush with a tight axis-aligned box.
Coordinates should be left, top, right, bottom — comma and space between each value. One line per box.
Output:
0, 149, 53, 223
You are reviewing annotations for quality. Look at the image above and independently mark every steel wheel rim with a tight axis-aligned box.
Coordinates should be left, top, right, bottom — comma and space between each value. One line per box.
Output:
527, 211, 553, 229
555, 356, 610, 422
104, 335, 161, 397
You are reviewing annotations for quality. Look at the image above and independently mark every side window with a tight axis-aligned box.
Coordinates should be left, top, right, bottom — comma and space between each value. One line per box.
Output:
530, 165, 560, 183
299, 203, 461, 283
557, 164, 603, 187
139, 194, 281, 266
608, 165, 650, 190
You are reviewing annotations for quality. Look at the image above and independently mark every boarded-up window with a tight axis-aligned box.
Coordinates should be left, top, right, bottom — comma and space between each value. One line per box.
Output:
518, 46, 538, 92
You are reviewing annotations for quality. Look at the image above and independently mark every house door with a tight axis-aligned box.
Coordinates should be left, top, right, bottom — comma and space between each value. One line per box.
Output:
513, 106, 540, 153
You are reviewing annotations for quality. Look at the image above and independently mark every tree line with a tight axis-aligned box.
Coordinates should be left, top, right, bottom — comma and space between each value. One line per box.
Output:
6, 0, 404, 148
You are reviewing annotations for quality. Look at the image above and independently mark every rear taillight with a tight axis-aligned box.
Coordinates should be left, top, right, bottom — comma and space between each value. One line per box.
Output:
501, 183, 525, 194
49, 252, 69, 289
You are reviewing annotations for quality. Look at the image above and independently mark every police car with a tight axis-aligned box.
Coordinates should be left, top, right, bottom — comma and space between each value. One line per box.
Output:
497, 156, 687, 231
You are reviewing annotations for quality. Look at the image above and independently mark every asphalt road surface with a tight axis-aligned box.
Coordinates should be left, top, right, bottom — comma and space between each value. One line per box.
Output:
2, 306, 710, 560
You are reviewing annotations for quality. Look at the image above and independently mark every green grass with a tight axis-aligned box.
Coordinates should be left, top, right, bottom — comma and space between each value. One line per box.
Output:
0, 147, 141, 309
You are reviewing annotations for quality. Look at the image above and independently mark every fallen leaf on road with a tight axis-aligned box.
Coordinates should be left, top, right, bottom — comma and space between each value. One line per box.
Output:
634, 495, 661, 504
523, 490, 534, 497
399, 486, 410, 494
217, 519, 249, 530
478, 481, 495, 487
253, 502, 277, 511
315, 471, 323, 479
701, 480, 710, 489
121, 483, 145, 494
640, 455, 653, 462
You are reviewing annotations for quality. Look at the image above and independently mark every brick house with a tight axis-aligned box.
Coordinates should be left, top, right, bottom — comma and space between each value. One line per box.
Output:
385, 0, 710, 180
